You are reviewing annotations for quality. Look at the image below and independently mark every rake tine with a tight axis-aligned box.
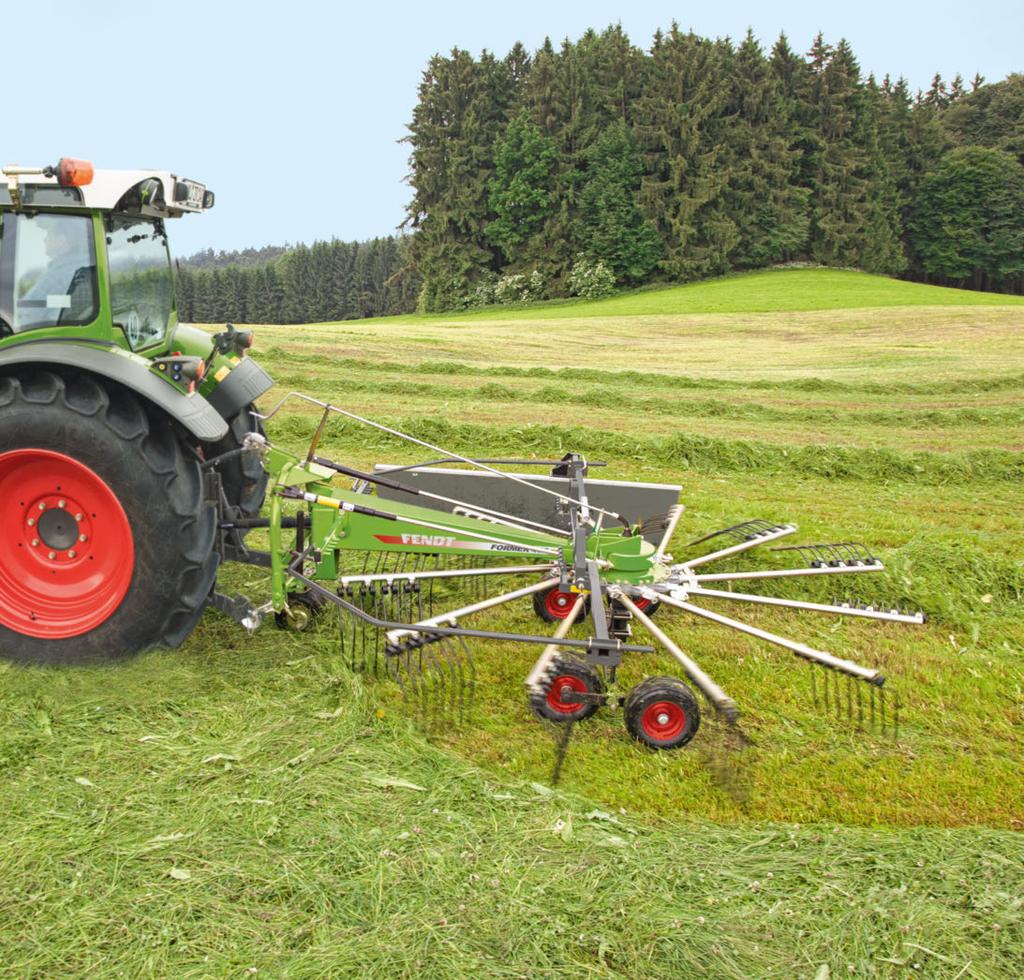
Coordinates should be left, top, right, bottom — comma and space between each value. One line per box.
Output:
387, 649, 408, 702
421, 643, 446, 731
439, 636, 462, 726
429, 637, 454, 724
446, 636, 468, 723
460, 636, 475, 721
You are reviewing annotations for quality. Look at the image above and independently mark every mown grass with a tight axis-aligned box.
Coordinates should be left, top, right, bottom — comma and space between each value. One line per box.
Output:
2, 269, 1023, 976
2, 655, 1021, 976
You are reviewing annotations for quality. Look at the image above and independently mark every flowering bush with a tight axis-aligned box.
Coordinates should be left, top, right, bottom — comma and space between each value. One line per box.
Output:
463, 270, 545, 308
568, 255, 616, 299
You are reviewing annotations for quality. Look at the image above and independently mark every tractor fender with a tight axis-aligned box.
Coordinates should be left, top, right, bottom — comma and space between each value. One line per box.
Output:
205, 355, 274, 421
0, 338, 229, 442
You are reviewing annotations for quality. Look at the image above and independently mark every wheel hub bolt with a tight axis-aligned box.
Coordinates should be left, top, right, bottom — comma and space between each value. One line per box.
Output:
68, 550, 76, 559
79, 534, 88, 543
27, 518, 35, 527
75, 513, 83, 522
656, 712, 670, 726
58, 500, 66, 509
48, 551, 56, 560
31, 539, 39, 547
38, 502, 46, 511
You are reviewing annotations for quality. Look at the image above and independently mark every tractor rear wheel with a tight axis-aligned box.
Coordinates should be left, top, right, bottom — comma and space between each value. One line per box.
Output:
0, 371, 217, 665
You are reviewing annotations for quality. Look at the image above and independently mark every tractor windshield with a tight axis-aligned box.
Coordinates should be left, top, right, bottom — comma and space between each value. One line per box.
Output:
106, 215, 174, 351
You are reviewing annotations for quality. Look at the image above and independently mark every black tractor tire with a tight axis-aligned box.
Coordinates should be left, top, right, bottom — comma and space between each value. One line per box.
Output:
624, 676, 701, 750
0, 371, 218, 665
530, 654, 605, 723
206, 405, 268, 524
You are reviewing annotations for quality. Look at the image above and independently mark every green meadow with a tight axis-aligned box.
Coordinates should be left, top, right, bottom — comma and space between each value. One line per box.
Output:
2, 269, 1022, 976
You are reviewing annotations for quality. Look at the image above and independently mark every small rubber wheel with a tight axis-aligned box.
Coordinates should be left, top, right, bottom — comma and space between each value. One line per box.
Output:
631, 595, 660, 617
275, 591, 324, 632
624, 676, 700, 750
530, 655, 605, 723
533, 584, 589, 623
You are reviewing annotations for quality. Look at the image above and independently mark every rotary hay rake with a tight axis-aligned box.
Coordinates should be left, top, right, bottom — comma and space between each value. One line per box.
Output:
208, 390, 923, 774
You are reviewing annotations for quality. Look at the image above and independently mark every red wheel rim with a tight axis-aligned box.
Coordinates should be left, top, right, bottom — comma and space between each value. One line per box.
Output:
544, 587, 577, 620
0, 450, 134, 639
546, 674, 587, 714
641, 700, 686, 741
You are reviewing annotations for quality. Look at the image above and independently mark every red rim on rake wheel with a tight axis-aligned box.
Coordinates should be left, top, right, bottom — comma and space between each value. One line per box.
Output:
546, 673, 588, 716
624, 676, 700, 749
530, 655, 604, 723
534, 584, 589, 623
545, 588, 575, 619
0, 450, 134, 639
640, 701, 687, 741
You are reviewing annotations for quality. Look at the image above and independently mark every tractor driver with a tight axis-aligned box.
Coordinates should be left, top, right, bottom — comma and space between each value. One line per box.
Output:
18, 214, 96, 327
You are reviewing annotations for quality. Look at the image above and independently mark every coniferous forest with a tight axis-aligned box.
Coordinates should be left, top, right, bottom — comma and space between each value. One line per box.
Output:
179, 25, 1024, 323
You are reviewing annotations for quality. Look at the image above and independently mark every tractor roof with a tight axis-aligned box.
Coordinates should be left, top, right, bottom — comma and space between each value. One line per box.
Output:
1, 162, 214, 219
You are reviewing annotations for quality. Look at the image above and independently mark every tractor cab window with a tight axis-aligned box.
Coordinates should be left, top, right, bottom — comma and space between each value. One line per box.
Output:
106, 215, 174, 351
0, 212, 98, 333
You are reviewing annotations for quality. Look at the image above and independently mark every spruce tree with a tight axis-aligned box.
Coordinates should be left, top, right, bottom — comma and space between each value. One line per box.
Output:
725, 29, 810, 267
635, 25, 737, 279
404, 49, 513, 310
909, 145, 1024, 292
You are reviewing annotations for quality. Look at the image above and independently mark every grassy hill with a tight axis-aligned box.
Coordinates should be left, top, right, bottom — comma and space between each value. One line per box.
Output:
2, 269, 1022, 976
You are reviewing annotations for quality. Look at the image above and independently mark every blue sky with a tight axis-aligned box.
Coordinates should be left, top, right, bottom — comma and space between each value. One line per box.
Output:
11, 1, 1020, 256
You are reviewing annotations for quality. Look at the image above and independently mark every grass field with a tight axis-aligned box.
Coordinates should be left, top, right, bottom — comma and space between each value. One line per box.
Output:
2, 269, 1022, 976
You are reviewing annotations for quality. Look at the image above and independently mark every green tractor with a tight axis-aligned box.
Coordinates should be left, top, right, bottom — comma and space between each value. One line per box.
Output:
0, 158, 273, 663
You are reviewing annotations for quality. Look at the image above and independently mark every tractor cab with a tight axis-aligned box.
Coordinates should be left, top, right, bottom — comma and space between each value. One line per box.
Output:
0, 158, 214, 353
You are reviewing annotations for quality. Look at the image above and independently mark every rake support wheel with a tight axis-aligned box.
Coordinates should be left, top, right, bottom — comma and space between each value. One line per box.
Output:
275, 590, 326, 632
531, 654, 605, 723
625, 676, 700, 750
0, 371, 217, 664
534, 584, 590, 623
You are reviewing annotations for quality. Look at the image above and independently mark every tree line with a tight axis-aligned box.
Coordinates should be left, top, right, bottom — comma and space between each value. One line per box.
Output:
176, 236, 420, 324
405, 26, 1024, 308
179, 25, 1024, 324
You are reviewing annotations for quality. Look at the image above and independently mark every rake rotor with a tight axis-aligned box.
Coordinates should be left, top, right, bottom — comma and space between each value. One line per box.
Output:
219, 393, 925, 768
